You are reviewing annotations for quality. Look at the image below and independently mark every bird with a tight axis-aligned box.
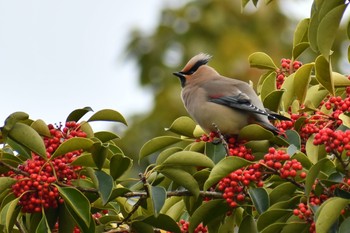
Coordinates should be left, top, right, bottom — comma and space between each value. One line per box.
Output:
172, 53, 289, 136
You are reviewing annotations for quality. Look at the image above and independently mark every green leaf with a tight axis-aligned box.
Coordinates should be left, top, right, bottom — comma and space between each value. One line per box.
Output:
292, 42, 310, 60
31, 119, 51, 137
79, 121, 94, 138
285, 130, 301, 150
94, 131, 119, 142
249, 187, 269, 214
315, 197, 349, 233
110, 153, 133, 180
161, 197, 185, 220
260, 72, 277, 101
333, 72, 350, 87
58, 201, 76, 233
7, 122, 47, 158
149, 186, 166, 217
205, 143, 226, 164
305, 158, 331, 198
293, 63, 314, 104
107, 187, 130, 202
161, 151, 214, 168
139, 136, 183, 161
64, 203, 95, 233
257, 209, 291, 232
281, 73, 296, 109
142, 214, 181, 233
315, 55, 334, 96
0, 177, 17, 194
339, 216, 350, 233
293, 18, 310, 46
3, 111, 29, 133
269, 183, 297, 205
36, 214, 51, 233
6, 137, 31, 159
0, 197, 20, 233
90, 142, 108, 170
87, 109, 127, 125
292, 152, 312, 170
204, 156, 252, 190
305, 134, 326, 164
304, 84, 329, 109
239, 124, 274, 141
130, 221, 154, 233
189, 199, 229, 233
166, 116, 197, 137
70, 153, 101, 168
263, 90, 285, 112
55, 186, 91, 227
156, 147, 183, 166
66, 107, 93, 122
339, 113, 350, 128
239, 215, 258, 233
95, 170, 114, 205
248, 52, 278, 70
317, 4, 348, 59
51, 137, 94, 160
159, 167, 199, 197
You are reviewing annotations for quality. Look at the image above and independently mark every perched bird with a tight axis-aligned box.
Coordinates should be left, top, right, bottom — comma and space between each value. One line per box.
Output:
173, 53, 288, 135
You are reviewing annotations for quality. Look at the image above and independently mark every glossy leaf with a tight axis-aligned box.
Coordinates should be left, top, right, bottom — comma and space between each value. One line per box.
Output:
130, 221, 154, 233
204, 156, 252, 190
315, 55, 334, 96
260, 72, 277, 101
36, 214, 50, 233
56, 186, 91, 227
139, 136, 183, 161
285, 130, 301, 150
263, 90, 284, 112
66, 107, 93, 122
3, 111, 29, 133
156, 147, 183, 166
317, 4, 348, 59
304, 84, 329, 109
90, 142, 108, 170
292, 42, 310, 60
31, 119, 51, 137
205, 143, 226, 164
70, 153, 104, 168
7, 122, 47, 158
239, 124, 274, 141
87, 109, 127, 125
161, 197, 185, 220
161, 151, 214, 168
94, 131, 119, 142
159, 167, 199, 197
257, 209, 291, 232
0, 197, 20, 233
0, 177, 17, 194
248, 52, 278, 70
149, 186, 166, 217
293, 63, 314, 104
58, 201, 76, 233
281, 73, 296, 109
110, 153, 133, 180
249, 187, 269, 214
239, 215, 258, 233
333, 72, 350, 87
269, 183, 297, 205
95, 170, 114, 205
51, 137, 94, 160
189, 199, 229, 233
293, 18, 309, 47
165, 116, 197, 137
142, 214, 181, 233
305, 158, 331, 198
339, 216, 350, 233
315, 197, 349, 233
305, 135, 326, 164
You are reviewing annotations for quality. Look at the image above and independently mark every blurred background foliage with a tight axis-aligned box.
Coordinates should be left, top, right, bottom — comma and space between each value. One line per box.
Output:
115, 0, 346, 176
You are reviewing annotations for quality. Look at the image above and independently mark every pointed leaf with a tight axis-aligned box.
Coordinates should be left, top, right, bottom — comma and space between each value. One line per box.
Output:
248, 52, 278, 70
205, 143, 226, 164
238, 124, 274, 141
285, 130, 301, 150
90, 142, 108, 170
142, 214, 181, 233
293, 63, 314, 104
281, 73, 296, 109
293, 42, 310, 60
0, 177, 17, 194
239, 215, 258, 233
339, 216, 350, 233
56, 186, 91, 227
159, 167, 199, 197
3, 111, 29, 133
87, 109, 127, 125
94, 170, 114, 205
79, 121, 94, 138
263, 90, 285, 112
249, 187, 269, 214
139, 136, 183, 160
66, 107, 93, 122
305, 158, 331, 198
204, 156, 252, 190
333, 72, 350, 87
58, 202, 76, 233
110, 153, 133, 180
166, 116, 197, 137
315, 197, 349, 233
161, 151, 214, 168
36, 214, 50, 233
317, 4, 348, 59
257, 209, 291, 232
94, 131, 119, 142
0, 197, 20, 233
149, 186, 166, 217
260, 72, 277, 101
304, 84, 329, 109
156, 147, 183, 166
7, 122, 47, 158
189, 199, 229, 233
31, 119, 51, 137
293, 18, 310, 46
51, 137, 94, 160
315, 55, 334, 95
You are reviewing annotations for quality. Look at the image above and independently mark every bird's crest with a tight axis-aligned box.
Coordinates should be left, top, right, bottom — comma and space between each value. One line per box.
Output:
181, 53, 212, 75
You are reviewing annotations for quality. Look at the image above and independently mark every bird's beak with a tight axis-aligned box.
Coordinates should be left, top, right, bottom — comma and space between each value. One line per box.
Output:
172, 72, 185, 79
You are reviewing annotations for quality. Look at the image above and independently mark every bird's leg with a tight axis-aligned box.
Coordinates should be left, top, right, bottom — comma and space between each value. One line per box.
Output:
212, 123, 230, 156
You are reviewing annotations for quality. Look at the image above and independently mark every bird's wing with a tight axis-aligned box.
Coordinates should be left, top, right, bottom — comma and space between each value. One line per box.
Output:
208, 94, 275, 118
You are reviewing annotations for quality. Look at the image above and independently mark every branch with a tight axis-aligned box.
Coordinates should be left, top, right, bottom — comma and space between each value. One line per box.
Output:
0, 161, 29, 176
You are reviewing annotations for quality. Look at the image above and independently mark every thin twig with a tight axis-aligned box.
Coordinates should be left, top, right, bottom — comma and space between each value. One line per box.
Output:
0, 161, 29, 176
212, 123, 230, 156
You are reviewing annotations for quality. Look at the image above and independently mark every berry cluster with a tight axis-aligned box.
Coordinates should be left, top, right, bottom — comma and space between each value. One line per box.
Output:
218, 163, 263, 208
276, 58, 302, 89
167, 220, 207, 233
262, 148, 306, 179
293, 203, 315, 233
10, 121, 86, 213
313, 128, 350, 156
